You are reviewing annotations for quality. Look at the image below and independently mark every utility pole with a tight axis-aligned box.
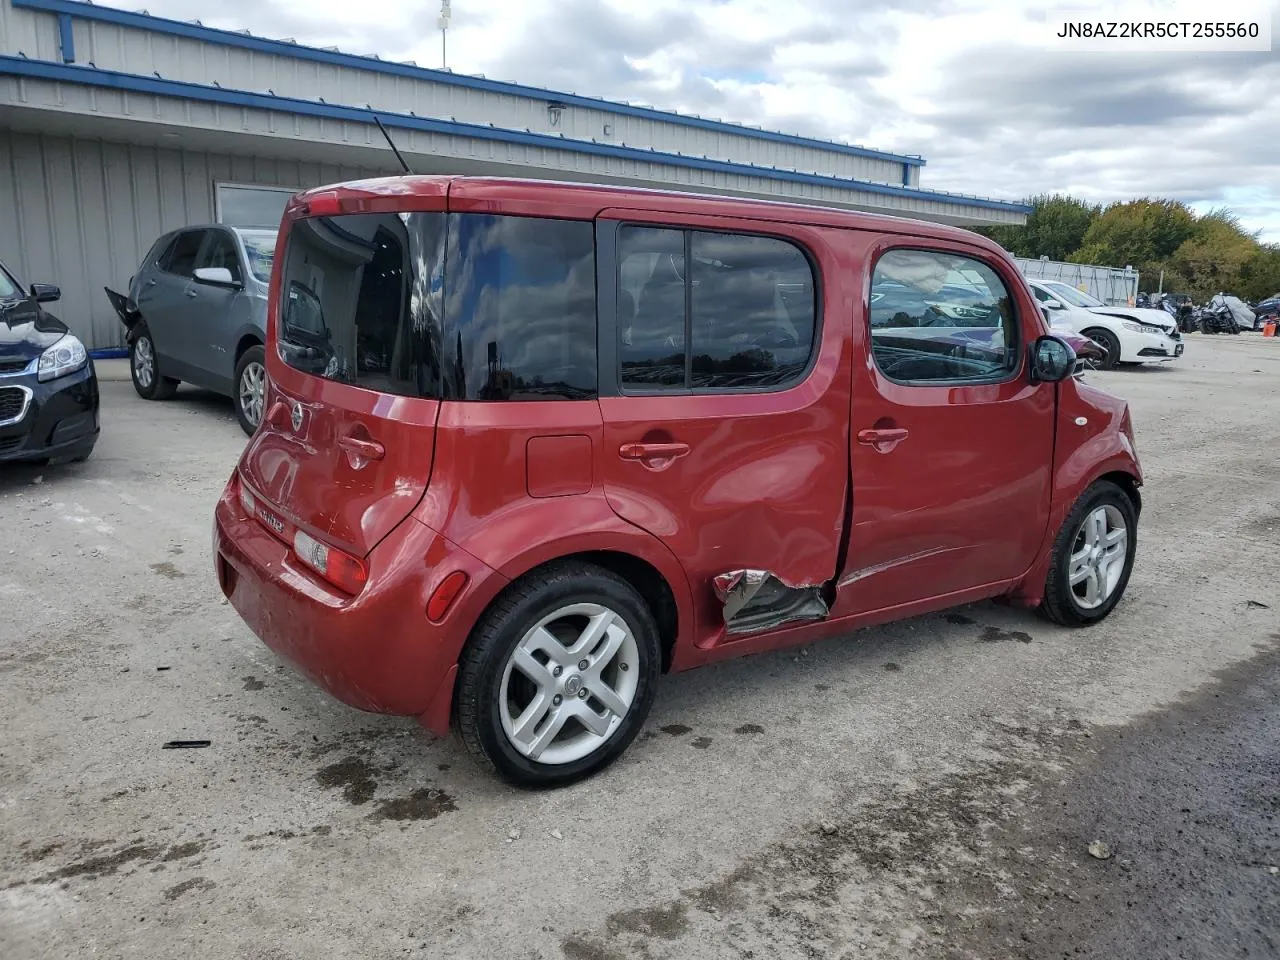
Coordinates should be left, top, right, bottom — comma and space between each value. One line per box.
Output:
439, 0, 451, 70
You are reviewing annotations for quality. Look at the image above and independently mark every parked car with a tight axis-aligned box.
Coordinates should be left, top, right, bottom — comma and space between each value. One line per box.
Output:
1250, 293, 1280, 325
1027, 279, 1183, 369
213, 177, 1144, 787
110, 225, 277, 435
0, 260, 99, 464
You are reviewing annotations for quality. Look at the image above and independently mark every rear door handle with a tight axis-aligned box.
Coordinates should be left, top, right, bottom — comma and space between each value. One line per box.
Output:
857, 427, 909, 453
338, 435, 385, 462
618, 442, 690, 461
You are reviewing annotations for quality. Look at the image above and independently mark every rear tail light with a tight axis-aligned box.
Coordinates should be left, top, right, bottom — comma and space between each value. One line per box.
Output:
293, 528, 368, 596
239, 481, 256, 517
426, 571, 469, 622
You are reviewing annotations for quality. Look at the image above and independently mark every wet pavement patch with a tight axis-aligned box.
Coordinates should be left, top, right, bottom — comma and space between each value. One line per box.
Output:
980, 625, 1033, 644
241, 676, 265, 691
163, 877, 214, 901
148, 561, 186, 579
314, 756, 379, 805
945, 612, 977, 625
690, 736, 713, 749
660, 724, 692, 736
368, 787, 458, 822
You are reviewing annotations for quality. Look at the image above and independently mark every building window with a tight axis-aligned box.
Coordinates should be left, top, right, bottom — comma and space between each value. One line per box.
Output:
215, 183, 300, 230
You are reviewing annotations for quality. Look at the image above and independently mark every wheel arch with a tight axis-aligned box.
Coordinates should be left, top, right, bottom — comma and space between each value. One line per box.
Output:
485, 548, 683, 674
233, 328, 264, 364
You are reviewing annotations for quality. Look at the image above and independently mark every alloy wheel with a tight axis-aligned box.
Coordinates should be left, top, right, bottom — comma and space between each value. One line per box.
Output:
239, 361, 266, 427
133, 337, 154, 389
1068, 504, 1128, 610
498, 602, 640, 765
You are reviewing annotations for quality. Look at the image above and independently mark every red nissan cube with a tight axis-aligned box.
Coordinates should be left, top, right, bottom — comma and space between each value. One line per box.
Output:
213, 176, 1142, 786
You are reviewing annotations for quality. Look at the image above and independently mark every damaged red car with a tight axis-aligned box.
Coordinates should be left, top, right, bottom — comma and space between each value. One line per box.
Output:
213, 177, 1142, 786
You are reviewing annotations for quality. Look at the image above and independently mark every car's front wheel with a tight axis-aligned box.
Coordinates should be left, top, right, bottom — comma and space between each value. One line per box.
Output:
234, 345, 267, 436
456, 562, 661, 787
1081, 328, 1121, 370
1038, 480, 1137, 626
129, 323, 178, 400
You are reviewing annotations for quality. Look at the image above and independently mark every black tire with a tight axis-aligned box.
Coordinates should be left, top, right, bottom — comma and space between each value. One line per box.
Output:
1038, 480, 1137, 627
455, 561, 661, 787
129, 322, 179, 400
233, 344, 267, 436
1082, 328, 1121, 370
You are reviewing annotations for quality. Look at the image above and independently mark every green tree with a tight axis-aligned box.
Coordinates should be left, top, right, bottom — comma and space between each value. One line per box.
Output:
1239, 246, 1280, 302
1165, 214, 1259, 300
975, 193, 1099, 260
1069, 198, 1198, 274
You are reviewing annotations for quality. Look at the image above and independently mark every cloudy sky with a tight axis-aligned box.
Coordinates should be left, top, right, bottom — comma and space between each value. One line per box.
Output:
132, 0, 1280, 240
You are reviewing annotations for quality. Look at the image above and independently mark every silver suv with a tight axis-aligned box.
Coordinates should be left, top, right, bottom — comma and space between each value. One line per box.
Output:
120, 225, 275, 435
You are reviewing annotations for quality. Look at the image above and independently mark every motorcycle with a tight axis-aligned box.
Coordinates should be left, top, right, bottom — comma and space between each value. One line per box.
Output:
1194, 295, 1242, 335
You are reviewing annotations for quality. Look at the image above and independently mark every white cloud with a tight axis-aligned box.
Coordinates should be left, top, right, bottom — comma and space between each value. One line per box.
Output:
130, 0, 1280, 241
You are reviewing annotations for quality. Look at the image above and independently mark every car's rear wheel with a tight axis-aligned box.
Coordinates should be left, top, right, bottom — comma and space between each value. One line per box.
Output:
129, 323, 178, 400
234, 345, 266, 436
1038, 480, 1137, 626
1081, 328, 1120, 370
455, 562, 661, 787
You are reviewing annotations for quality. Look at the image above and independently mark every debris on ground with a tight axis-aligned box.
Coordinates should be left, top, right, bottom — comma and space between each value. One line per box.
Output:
1245, 600, 1270, 609
506, 828, 520, 842
1087, 840, 1114, 860
820, 821, 838, 836
162, 740, 212, 749
550, 829, 563, 841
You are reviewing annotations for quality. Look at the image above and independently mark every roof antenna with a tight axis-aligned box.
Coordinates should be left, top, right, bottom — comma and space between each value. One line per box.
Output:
368, 108, 413, 175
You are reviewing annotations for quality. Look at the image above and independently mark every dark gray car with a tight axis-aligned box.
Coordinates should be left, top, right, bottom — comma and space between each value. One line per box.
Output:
123, 225, 275, 435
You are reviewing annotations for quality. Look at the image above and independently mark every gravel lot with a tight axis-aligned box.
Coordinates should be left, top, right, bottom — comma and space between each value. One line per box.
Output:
2, 335, 1278, 960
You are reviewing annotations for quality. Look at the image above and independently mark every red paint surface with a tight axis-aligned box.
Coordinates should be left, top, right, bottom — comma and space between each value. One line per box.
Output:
215, 175, 1142, 727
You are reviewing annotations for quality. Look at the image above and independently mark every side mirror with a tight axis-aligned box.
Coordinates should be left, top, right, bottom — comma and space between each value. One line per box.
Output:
1041, 298, 1064, 310
1039, 305, 1052, 323
1030, 335, 1077, 383
193, 266, 240, 288
30, 283, 61, 303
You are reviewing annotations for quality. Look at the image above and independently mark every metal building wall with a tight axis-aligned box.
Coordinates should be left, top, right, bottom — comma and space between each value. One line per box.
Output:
1, 0, 919, 187
0, 129, 388, 349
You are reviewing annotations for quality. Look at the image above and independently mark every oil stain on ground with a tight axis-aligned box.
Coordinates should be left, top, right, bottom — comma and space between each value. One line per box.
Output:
28, 838, 208, 885
660, 724, 692, 736
314, 756, 379, 805
368, 787, 458, 822
734, 723, 765, 736
148, 561, 186, 579
242, 676, 265, 691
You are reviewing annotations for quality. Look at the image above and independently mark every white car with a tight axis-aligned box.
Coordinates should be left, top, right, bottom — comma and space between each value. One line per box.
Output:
1027, 279, 1184, 370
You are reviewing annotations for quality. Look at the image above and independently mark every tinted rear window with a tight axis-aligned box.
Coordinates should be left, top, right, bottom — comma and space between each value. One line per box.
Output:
277, 212, 595, 400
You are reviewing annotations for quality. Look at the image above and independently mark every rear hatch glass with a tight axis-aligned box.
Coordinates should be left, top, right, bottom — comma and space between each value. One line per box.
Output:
238, 208, 596, 557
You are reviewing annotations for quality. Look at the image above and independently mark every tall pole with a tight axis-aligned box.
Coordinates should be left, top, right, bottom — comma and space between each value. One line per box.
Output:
439, 0, 451, 70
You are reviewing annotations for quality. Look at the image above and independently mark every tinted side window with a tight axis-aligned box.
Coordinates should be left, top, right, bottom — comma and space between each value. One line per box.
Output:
278, 212, 446, 399
690, 232, 814, 388
161, 230, 206, 279
443, 215, 596, 400
868, 249, 1019, 384
1030, 285, 1054, 304
198, 231, 243, 283
618, 226, 687, 390
618, 226, 817, 392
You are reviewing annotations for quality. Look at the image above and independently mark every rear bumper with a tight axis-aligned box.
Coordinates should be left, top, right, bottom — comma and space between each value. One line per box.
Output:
212, 479, 505, 720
